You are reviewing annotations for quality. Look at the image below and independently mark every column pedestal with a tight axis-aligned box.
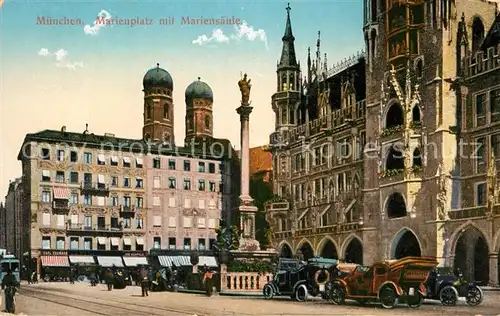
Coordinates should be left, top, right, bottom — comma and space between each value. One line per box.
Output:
489, 253, 499, 287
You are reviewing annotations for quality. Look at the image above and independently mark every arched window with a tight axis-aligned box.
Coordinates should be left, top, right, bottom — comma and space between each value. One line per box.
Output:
415, 59, 423, 78
386, 192, 407, 219
370, 29, 377, 58
385, 102, 404, 128
412, 148, 422, 167
164, 105, 169, 119
282, 74, 288, 91
472, 17, 485, 52
386, 144, 405, 171
146, 103, 152, 119
412, 105, 421, 122
371, 0, 377, 23
289, 73, 295, 90
205, 116, 210, 129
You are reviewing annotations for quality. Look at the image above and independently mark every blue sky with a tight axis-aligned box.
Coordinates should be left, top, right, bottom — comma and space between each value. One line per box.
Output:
0, 0, 363, 199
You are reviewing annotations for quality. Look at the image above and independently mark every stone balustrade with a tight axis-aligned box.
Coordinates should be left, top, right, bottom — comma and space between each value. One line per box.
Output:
220, 272, 273, 293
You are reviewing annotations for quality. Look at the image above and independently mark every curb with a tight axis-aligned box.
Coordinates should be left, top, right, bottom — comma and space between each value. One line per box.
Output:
480, 287, 500, 292
177, 289, 263, 297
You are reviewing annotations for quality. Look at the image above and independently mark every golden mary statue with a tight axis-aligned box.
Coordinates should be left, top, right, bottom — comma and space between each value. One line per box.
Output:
238, 73, 251, 105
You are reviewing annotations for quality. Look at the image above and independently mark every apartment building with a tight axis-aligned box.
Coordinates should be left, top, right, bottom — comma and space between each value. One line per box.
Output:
4, 178, 25, 262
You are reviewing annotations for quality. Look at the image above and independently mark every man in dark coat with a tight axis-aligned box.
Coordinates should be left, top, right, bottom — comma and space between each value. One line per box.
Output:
2, 269, 17, 313
203, 268, 215, 297
139, 267, 149, 296
105, 268, 114, 291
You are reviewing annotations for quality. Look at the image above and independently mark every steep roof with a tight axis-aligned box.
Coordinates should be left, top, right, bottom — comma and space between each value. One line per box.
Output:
481, 13, 500, 51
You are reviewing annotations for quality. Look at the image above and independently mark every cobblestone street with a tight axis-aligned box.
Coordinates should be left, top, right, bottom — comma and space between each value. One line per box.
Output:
11, 283, 500, 315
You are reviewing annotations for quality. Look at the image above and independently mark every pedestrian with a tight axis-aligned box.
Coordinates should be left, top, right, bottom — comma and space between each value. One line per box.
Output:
69, 267, 75, 284
105, 268, 114, 291
30, 271, 38, 284
140, 267, 149, 297
1, 268, 18, 313
203, 268, 215, 297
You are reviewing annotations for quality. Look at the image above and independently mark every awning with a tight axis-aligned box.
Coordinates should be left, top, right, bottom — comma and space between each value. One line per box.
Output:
97, 237, 107, 245
158, 256, 190, 267
69, 255, 95, 265
123, 157, 131, 163
96, 256, 124, 268
111, 237, 119, 246
136, 157, 143, 165
111, 156, 118, 163
123, 238, 131, 245
42, 170, 50, 177
41, 256, 70, 267
98, 174, 105, 183
199, 256, 218, 267
53, 187, 70, 200
123, 257, 149, 267
97, 154, 106, 162
136, 238, 144, 245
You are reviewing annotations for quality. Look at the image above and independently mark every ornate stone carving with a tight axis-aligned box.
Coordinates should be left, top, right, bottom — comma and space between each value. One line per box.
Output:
436, 163, 448, 220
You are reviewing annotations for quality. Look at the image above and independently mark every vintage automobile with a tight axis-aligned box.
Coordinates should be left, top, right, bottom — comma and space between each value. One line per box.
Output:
327, 256, 438, 309
425, 267, 483, 306
262, 257, 339, 301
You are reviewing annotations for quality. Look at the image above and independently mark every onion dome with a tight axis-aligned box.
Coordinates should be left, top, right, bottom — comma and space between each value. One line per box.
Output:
143, 63, 173, 90
185, 77, 213, 104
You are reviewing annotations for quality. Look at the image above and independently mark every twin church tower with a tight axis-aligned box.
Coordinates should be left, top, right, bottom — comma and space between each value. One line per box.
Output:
141, 63, 214, 145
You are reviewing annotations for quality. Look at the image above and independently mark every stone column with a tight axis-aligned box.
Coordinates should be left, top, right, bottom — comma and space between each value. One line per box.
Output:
237, 105, 253, 200
489, 253, 499, 287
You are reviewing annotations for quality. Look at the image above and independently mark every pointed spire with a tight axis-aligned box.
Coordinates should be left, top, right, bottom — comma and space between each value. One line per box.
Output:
278, 3, 298, 68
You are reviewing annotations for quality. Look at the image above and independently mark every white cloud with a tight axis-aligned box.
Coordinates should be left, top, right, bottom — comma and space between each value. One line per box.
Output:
192, 29, 230, 45
191, 21, 267, 48
83, 9, 111, 35
37, 48, 84, 70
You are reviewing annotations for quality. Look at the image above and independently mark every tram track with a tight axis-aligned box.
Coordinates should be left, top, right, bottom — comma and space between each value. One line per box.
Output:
19, 287, 199, 315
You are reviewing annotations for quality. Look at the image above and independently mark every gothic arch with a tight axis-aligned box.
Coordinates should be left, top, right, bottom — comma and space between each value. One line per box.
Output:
471, 16, 485, 52
447, 221, 488, 256
341, 234, 363, 264
384, 192, 407, 219
391, 227, 422, 259
351, 173, 361, 192
384, 144, 405, 171
316, 236, 340, 257
296, 238, 314, 260
412, 104, 421, 122
383, 98, 404, 128
278, 240, 294, 258
412, 147, 422, 167
413, 56, 424, 78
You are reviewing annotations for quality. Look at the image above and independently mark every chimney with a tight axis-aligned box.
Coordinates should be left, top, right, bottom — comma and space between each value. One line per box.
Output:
61, 126, 66, 132
83, 123, 89, 135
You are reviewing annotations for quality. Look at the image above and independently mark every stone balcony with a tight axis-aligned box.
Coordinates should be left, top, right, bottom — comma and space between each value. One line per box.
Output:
220, 272, 273, 294
448, 206, 487, 220
380, 125, 403, 142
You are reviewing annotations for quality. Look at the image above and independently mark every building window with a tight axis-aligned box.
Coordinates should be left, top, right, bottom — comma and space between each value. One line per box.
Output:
208, 163, 216, 173
97, 238, 106, 250
123, 196, 131, 207
135, 178, 144, 188
110, 156, 118, 166
198, 162, 206, 172
168, 217, 176, 227
183, 216, 193, 228
209, 238, 216, 250
198, 217, 206, 227
56, 150, 65, 162
153, 158, 161, 169
153, 237, 161, 249
41, 170, 51, 182
42, 191, 51, 203
83, 238, 92, 250
111, 176, 118, 187
83, 152, 92, 164
123, 217, 131, 228
153, 197, 161, 207
198, 239, 206, 250
83, 194, 91, 205
136, 157, 143, 168
110, 238, 119, 250
491, 89, 500, 122
168, 159, 176, 170
475, 93, 486, 126
168, 177, 176, 189
153, 176, 161, 188
70, 237, 79, 250
70, 151, 78, 162
110, 218, 119, 229
56, 171, 65, 183
135, 197, 143, 208
198, 179, 205, 191
168, 237, 176, 249
475, 182, 486, 206
475, 137, 486, 169
83, 215, 92, 229
153, 215, 162, 227
135, 217, 143, 229
56, 237, 65, 250
123, 239, 132, 251
110, 196, 118, 206
184, 199, 191, 209
41, 148, 50, 160
183, 238, 191, 250
169, 197, 176, 207
136, 239, 144, 251
42, 237, 51, 249
209, 181, 216, 192
69, 193, 78, 204
97, 154, 105, 165
123, 177, 130, 188
69, 172, 78, 183
123, 157, 131, 168
184, 179, 191, 190
184, 160, 191, 171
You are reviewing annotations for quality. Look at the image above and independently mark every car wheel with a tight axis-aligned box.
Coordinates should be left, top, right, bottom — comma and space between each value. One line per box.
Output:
328, 284, 346, 305
263, 284, 274, 300
379, 286, 398, 309
294, 284, 308, 302
466, 285, 483, 306
407, 294, 423, 308
439, 285, 458, 306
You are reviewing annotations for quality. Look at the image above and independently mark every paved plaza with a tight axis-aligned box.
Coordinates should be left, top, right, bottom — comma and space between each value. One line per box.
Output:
10, 282, 500, 315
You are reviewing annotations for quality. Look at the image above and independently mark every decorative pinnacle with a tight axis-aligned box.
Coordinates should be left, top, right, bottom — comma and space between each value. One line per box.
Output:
156, 63, 159, 68
286, 3, 291, 13
198, 77, 201, 80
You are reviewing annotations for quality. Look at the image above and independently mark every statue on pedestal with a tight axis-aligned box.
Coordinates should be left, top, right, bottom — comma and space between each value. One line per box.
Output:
238, 73, 251, 105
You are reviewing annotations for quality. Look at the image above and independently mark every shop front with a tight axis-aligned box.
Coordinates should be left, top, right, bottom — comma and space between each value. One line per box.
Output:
39, 250, 70, 282
150, 249, 218, 269
122, 251, 149, 268
67, 250, 99, 280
